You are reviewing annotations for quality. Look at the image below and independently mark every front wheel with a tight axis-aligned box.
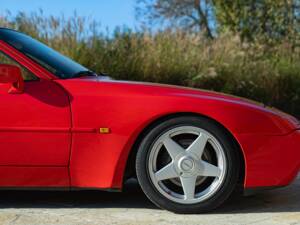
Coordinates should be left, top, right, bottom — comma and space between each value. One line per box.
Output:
136, 116, 240, 214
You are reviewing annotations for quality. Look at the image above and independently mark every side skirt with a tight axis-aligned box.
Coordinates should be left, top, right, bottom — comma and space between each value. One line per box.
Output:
0, 186, 121, 192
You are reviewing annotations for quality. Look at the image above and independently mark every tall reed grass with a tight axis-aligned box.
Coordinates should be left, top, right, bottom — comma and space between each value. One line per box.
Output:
1, 11, 300, 117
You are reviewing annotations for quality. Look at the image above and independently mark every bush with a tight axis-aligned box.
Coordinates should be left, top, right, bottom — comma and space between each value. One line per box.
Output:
1, 11, 300, 117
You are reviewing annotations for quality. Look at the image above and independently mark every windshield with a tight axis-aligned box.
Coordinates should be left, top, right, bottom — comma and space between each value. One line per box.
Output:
0, 28, 91, 79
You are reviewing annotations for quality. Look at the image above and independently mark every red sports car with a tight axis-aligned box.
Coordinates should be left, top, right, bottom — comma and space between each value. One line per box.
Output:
0, 28, 299, 214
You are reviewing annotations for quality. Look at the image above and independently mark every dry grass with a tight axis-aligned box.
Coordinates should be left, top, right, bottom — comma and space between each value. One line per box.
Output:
1, 11, 300, 117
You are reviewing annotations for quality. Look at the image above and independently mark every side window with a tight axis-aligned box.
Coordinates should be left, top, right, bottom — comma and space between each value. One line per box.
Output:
0, 51, 39, 81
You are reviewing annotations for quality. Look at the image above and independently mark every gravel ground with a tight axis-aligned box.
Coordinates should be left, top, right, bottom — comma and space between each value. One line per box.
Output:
0, 174, 299, 225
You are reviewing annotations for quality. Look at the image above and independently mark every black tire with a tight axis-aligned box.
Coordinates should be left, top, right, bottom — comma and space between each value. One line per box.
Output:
136, 116, 240, 214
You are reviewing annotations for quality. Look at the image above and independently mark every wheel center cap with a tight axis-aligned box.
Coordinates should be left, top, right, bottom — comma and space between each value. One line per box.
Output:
178, 156, 195, 172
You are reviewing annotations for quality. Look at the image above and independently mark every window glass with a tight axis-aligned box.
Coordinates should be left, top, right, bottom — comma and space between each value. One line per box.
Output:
0, 29, 89, 79
0, 51, 39, 81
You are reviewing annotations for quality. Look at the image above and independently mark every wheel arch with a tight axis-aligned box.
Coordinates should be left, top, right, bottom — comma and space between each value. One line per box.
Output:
123, 112, 245, 189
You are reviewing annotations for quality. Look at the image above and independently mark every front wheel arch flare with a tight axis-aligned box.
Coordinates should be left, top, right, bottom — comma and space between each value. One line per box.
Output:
123, 112, 245, 188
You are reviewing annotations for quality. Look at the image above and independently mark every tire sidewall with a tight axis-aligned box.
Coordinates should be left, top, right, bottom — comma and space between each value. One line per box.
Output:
136, 116, 240, 214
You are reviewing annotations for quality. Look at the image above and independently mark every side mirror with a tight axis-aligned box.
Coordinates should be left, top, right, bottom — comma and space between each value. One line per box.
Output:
0, 64, 24, 94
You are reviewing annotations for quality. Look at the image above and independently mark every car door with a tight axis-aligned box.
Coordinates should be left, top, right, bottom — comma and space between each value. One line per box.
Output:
0, 51, 71, 186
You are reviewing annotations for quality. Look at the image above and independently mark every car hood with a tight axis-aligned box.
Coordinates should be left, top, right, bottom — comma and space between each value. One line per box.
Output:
82, 76, 299, 126
96, 76, 264, 107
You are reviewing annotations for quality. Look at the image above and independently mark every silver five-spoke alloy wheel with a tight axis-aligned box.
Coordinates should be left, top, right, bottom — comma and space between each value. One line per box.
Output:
148, 126, 227, 204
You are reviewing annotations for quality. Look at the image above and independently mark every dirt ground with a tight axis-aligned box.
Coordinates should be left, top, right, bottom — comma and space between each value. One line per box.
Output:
0, 174, 299, 225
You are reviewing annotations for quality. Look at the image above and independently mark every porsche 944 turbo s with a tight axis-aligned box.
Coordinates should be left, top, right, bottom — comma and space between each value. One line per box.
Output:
0, 28, 299, 214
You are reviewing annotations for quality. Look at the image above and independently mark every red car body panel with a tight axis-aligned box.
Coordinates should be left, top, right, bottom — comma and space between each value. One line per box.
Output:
0, 80, 71, 166
0, 167, 69, 187
0, 39, 299, 190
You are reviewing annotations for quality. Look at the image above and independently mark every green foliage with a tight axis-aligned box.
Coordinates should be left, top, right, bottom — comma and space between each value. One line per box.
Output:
215, 0, 300, 43
138, 0, 300, 44
1, 11, 300, 117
